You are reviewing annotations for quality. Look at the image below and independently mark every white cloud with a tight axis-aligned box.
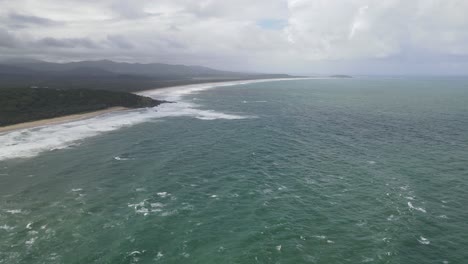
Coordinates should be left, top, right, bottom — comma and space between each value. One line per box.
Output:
349, 5, 369, 39
0, 0, 468, 74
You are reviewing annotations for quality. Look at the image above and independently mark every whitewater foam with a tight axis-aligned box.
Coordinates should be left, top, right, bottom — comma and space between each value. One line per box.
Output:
408, 202, 427, 213
114, 156, 131, 161
25, 237, 37, 246
0, 79, 305, 161
5, 209, 22, 214
157, 192, 170, 198
417, 236, 430, 245
0, 224, 14, 231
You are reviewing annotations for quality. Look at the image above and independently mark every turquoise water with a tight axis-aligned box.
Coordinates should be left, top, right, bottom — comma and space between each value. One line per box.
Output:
1, 78, 467, 263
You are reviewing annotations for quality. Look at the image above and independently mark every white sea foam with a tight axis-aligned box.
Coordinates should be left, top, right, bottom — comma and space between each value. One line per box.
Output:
0, 224, 15, 231
157, 192, 170, 198
129, 199, 169, 215
417, 236, 430, 245
114, 156, 131, 161
408, 202, 427, 213
5, 209, 22, 214
25, 237, 37, 245
0, 78, 304, 161
150, 202, 164, 208
155, 251, 164, 260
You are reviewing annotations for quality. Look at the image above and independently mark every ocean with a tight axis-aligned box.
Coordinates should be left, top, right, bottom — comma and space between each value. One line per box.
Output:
0, 78, 467, 263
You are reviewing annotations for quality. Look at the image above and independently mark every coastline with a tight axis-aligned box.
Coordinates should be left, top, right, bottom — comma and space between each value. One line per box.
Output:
0, 77, 305, 135
0, 107, 128, 134
0, 77, 307, 160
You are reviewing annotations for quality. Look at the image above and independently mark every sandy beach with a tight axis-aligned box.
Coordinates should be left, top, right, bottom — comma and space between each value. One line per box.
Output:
0, 107, 128, 134
0, 78, 302, 136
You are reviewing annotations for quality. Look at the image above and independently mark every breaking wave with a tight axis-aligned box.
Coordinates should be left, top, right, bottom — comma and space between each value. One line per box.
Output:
0, 78, 299, 161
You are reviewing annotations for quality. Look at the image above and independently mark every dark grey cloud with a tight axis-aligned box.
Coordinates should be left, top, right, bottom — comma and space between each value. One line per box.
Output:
37, 37, 99, 49
7, 13, 62, 28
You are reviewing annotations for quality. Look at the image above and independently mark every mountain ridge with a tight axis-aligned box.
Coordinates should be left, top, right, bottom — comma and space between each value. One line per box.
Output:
0, 59, 296, 92
1, 59, 263, 77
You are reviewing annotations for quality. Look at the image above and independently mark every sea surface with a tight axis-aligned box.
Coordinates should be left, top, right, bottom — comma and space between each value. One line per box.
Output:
0, 78, 467, 263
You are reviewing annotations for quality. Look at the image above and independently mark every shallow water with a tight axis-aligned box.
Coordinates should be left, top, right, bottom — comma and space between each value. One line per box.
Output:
1, 78, 467, 263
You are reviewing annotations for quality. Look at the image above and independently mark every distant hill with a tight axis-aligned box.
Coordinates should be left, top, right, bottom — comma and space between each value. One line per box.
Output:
0, 87, 163, 126
0, 59, 294, 92
3, 59, 234, 77
0, 64, 39, 75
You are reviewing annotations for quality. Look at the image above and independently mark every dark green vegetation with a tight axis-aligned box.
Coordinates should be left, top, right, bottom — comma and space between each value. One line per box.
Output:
0, 87, 163, 126
0, 59, 296, 126
0, 59, 295, 92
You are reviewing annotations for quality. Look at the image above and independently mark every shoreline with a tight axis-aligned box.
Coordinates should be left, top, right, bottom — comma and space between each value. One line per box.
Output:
137, 77, 311, 95
0, 107, 128, 134
0, 77, 305, 135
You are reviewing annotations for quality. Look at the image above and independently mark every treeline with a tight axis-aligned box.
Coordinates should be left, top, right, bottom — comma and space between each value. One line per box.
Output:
0, 87, 163, 126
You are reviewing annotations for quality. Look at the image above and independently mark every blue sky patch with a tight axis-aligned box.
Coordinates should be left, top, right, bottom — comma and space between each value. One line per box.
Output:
256, 19, 287, 30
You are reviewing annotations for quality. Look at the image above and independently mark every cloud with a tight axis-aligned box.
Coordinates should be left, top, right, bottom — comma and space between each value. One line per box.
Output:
7, 13, 61, 27
348, 5, 369, 39
106, 35, 134, 49
36, 37, 99, 49
284, 0, 468, 64
0, 28, 18, 48
0, 0, 467, 74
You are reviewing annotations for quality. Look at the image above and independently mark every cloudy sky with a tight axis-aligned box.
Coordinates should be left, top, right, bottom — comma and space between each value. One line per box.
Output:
1, 0, 468, 75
